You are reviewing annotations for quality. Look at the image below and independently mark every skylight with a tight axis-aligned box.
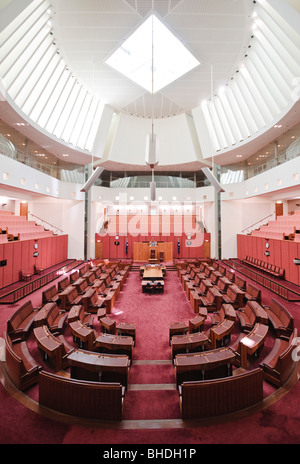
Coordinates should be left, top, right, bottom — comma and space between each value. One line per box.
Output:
105, 15, 200, 93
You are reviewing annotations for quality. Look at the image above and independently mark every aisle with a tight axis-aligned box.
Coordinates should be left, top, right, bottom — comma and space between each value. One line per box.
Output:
109, 267, 194, 420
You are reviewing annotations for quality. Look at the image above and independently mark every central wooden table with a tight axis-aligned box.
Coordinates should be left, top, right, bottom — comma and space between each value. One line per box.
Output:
67, 349, 130, 387
142, 268, 164, 280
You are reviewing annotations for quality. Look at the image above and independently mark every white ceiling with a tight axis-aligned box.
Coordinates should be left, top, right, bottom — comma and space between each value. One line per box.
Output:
1, 0, 300, 171
51, 0, 254, 118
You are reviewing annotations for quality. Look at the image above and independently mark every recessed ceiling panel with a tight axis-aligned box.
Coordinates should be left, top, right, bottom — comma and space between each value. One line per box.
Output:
105, 14, 200, 93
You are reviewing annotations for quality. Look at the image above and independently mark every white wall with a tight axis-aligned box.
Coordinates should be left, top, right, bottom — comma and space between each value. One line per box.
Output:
106, 113, 205, 168
221, 197, 274, 259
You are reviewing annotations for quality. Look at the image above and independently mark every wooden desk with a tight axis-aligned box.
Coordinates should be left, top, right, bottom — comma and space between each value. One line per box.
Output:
34, 303, 56, 328
249, 301, 269, 325
171, 332, 209, 358
68, 305, 85, 323
142, 280, 164, 293
67, 349, 130, 387
33, 325, 64, 371
143, 268, 164, 280
72, 277, 88, 294
100, 316, 116, 334
95, 333, 134, 359
140, 265, 166, 277
189, 314, 206, 333
116, 323, 136, 341
174, 347, 236, 385
169, 322, 189, 341
189, 290, 202, 313
69, 320, 95, 351
210, 319, 235, 349
240, 323, 269, 369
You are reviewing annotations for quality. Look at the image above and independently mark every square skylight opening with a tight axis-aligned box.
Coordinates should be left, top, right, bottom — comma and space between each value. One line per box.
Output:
105, 14, 200, 93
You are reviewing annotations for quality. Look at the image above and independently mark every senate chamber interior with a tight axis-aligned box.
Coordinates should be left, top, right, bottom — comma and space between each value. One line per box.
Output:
0, 0, 300, 447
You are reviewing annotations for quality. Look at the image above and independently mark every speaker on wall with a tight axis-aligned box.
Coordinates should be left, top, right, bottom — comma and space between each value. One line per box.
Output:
150, 181, 156, 202
80, 167, 104, 193
145, 134, 159, 169
201, 167, 225, 193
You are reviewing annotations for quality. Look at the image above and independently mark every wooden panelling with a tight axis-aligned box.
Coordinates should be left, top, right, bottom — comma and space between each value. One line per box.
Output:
133, 242, 173, 262
39, 371, 124, 421
180, 368, 263, 419
237, 234, 300, 286
0, 235, 68, 289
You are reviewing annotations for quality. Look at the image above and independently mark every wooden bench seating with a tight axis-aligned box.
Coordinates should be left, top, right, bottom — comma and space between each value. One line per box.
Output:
46, 303, 67, 334
82, 288, 107, 314
4, 332, 42, 391
233, 323, 269, 369
72, 277, 89, 294
215, 276, 232, 294
178, 368, 263, 420
244, 282, 261, 303
193, 279, 213, 297
38, 370, 125, 421
60, 286, 83, 310
210, 303, 236, 326
236, 301, 259, 332
7, 300, 39, 341
69, 270, 80, 283
264, 298, 294, 338
234, 274, 246, 290
259, 329, 299, 386
68, 304, 94, 327
222, 285, 245, 308
199, 286, 223, 312
58, 276, 70, 292
42, 285, 60, 304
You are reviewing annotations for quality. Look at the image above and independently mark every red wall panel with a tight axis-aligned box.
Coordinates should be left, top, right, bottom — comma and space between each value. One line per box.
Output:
3, 242, 14, 288
288, 242, 299, 285
237, 234, 300, 286
0, 244, 4, 289
12, 241, 22, 284
0, 235, 68, 290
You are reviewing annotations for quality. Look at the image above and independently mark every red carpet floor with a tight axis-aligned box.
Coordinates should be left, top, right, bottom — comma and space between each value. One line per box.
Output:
0, 265, 300, 445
